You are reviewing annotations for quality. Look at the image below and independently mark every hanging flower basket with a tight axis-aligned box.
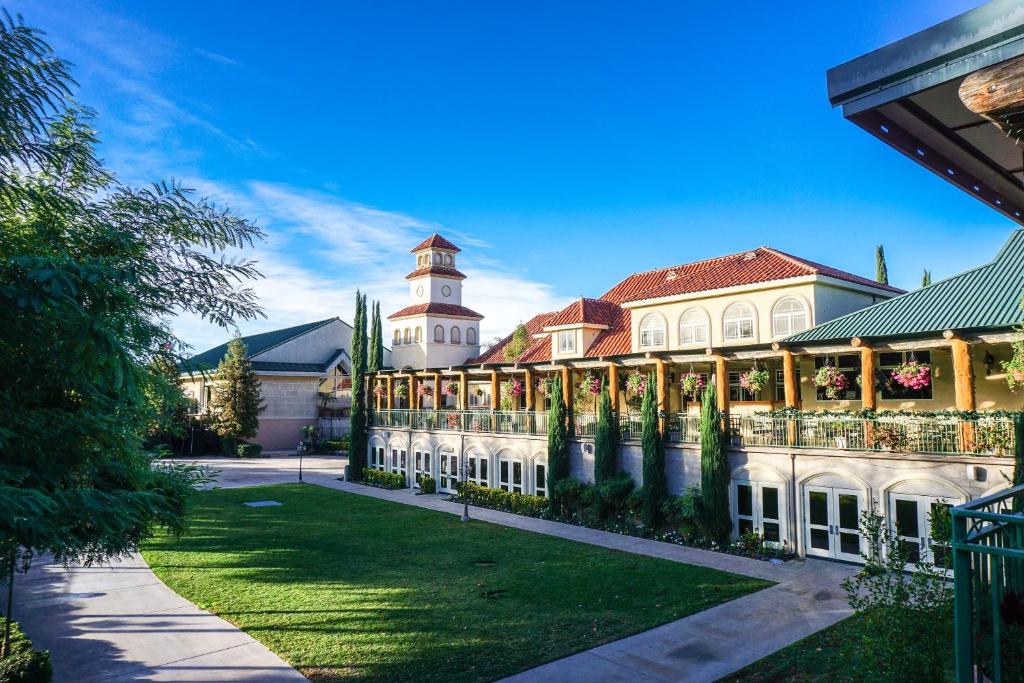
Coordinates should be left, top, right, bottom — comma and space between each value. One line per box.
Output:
1003, 340, 1024, 392
373, 384, 386, 398
680, 371, 705, 400
813, 365, 849, 400
536, 377, 554, 395
580, 370, 601, 396
891, 360, 931, 390
441, 380, 459, 396
393, 381, 408, 398
502, 378, 523, 397
625, 372, 647, 395
739, 367, 769, 396
417, 384, 430, 397
446, 413, 460, 429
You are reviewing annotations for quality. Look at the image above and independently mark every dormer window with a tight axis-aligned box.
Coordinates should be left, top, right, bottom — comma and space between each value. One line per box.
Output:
558, 330, 575, 353
639, 313, 666, 348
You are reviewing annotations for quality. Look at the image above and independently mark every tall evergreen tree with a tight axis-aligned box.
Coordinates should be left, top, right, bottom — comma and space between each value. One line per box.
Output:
699, 383, 731, 544
348, 292, 369, 479
921, 269, 932, 287
368, 301, 383, 373
546, 374, 569, 512
876, 244, 889, 285
212, 336, 265, 453
594, 378, 618, 483
640, 374, 666, 527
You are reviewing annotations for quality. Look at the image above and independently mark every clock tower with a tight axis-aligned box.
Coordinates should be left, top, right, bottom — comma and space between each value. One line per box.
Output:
388, 234, 483, 370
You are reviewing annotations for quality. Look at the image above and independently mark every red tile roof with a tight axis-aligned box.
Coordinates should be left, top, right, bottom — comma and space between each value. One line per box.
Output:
404, 266, 467, 280
410, 233, 461, 253
543, 297, 620, 328
388, 303, 483, 320
467, 312, 556, 365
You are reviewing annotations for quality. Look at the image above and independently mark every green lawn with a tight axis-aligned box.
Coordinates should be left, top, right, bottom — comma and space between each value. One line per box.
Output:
142, 484, 769, 682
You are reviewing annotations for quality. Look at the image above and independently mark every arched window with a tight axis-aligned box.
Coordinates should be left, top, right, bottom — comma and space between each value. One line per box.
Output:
393, 329, 401, 345
433, 252, 442, 264
724, 303, 755, 341
678, 308, 708, 345
434, 325, 445, 343
450, 326, 461, 344
639, 313, 666, 348
403, 328, 411, 344
772, 297, 808, 337
445, 253, 453, 265
467, 327, 477, 345
414, 326, 422, 343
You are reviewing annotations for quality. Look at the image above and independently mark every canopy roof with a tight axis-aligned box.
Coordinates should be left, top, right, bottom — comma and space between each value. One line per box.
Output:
782, 229, 1024, 345
827, 0, 1024, 225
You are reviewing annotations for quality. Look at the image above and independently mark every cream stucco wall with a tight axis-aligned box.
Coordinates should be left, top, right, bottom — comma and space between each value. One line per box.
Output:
391, 314, 481, 370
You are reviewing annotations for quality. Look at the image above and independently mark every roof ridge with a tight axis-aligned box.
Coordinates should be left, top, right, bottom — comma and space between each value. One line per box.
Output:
760, 246, 819, 274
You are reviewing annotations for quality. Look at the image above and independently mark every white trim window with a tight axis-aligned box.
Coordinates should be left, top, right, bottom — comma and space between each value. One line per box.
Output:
414, 326, 422, 343
771, 297, 808, 337
393, 330, 401, 345
498, 457, 524, 493
467, 328, 477, 345
558, 330, 575, 353
450, 326, 461, 344
678, 308, 708, 345
534, 460, 547, 497
723, 303, 755, 341
433, 325, 445, 343
639, 313, 666, 348
403, 328, 411, 344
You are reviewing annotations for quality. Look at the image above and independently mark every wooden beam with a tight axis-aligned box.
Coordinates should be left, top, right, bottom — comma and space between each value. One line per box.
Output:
860, 346, 877, 411
432, 372, 441, 410
524, 367, 534, 411
959, 54, 1024, 120
608, 362, 619, 413
951, 337, 977, 451
714, 355, 730, 415
490, 370, 499, 411
409, 374, 418, 410
655, 358, 667, 436
386, 375, 394, 410
458, 371, 468, 410
781, 349, 799, 409
561, 366, 572, 411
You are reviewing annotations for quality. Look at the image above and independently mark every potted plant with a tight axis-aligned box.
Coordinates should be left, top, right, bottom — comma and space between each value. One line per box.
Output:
680, 370, 705, 400
536, 377, 554, 395
441, 379, 459, 396
739, 365, 769, 397
417, 384, 430, 398
1003, 339, 1024, 392
814, 365, 849, 399
373, 383, 386, 398
870, 423, 909, 452
393, 381, 408, 399
580, 370, 601, 396
891, 359, 931, 390
625, 372, 647, 396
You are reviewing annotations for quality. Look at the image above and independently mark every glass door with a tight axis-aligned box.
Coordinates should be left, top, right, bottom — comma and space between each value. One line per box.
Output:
805, 486, 833, 559
467, 454, 488, 487
499, 459, 524, 493
438, 453, 459, 493
734, 481, 786, 548
804, 486, 863, 562
390, 448, 408, 485
413, 449, 431, 487
833, 489, 863, 563
890, 494, 957, 567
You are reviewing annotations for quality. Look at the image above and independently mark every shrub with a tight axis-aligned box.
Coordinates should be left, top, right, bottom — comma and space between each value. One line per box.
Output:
153, 443, 174, 459
553, 478, 597, 515
363, 468, 407, 489
314, 439, 346, 453
235, 443, 263, 458
597, 472, 634, 518
419, 476, 437, 494
454, 482, 548, 516
0, 622, 52, 683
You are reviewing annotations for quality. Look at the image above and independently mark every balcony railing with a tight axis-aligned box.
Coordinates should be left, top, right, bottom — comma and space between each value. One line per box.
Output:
952, 485, 1024, 682
370, 409, 1017, 456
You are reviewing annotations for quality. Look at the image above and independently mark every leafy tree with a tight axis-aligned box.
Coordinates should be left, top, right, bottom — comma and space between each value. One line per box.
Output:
921, 269, 932, 287
0, 12, 258, 658
593, 378, 618, 484
876, 244, 889, 285
367, 301, 383, 373
503, 322, 529, 362
545, 375, 569, 512
347, 292, 369, 479
699, 384, 731, 544
211, 336, 265, 453
639, 374, 666, 527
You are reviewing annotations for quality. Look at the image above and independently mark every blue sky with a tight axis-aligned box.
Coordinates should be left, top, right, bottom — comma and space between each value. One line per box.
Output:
10, 0, 1010, 351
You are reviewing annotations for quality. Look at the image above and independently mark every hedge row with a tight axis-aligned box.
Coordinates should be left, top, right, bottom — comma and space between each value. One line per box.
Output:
454, 481, 547, 516
362, 468, 407, 489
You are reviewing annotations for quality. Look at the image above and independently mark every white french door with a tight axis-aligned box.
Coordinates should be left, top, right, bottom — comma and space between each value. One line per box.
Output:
804, 486, 864, 563
889, 494, 958, 567
466, 453, 489, 487
413, 449, 431, 487
368, 446, 386, 471
438, 452, 459, 493
534, 460, 547, 498
734, 481, 787, 549
498, 459, 524, 493
390, 448, 408, 484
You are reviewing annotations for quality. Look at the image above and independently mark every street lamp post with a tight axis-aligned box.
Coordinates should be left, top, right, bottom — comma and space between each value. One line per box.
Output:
297, 440, 306, 482
460, 458, 471, 523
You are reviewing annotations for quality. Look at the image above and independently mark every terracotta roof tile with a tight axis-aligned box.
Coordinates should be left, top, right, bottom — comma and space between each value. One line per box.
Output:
410, 233, 461, 253
466, 312, 556, 364
404, 266, 467, 280
388, 303, 483, 320
543, 297, 620, 328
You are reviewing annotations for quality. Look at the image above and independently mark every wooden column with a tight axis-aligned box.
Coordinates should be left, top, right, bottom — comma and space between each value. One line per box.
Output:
408, 374, 418, 410
524, 368, 535, 411
458, 371, 468, 410
608, 363, 619, 412
432, 372, 441, 410
951, 336, 977, 452
561, 366, 571, 406
490, 370, 499, 411
386, 375, 394, 410
715, 355, 729, 432
781, 350, 799, 409
860, 347, 877, 411
655, 358, 667, 436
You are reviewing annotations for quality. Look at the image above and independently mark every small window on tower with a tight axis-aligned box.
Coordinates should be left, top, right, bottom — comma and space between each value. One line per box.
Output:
467, 328, 477, 345
445, 254, 453, 265
414, 327, 422, 343
450, 326, 461, 344
403, 328, 411, 344
393, 330, 401, 345
434, 325, 445, 343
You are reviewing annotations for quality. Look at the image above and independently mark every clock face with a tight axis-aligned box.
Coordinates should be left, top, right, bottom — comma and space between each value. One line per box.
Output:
441, 285, 452, 297
416, 285, 424, 297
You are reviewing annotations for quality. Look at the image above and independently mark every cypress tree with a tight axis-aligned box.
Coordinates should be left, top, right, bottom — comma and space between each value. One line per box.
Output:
348, 291, 368, 480
212, 336, 265, 454
640, 373, 666, 527
876, 244, 889, 285
699, 383, 731, 545
546, 374, 569, 512
594, 377, 618, 483
921, 269, 932, 287
367, 301, 381, 373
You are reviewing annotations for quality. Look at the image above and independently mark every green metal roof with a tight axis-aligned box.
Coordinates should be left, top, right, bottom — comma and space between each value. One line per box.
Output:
250, 361, 327, 373
783, 230, 1024, 345
181, 318, 338, 372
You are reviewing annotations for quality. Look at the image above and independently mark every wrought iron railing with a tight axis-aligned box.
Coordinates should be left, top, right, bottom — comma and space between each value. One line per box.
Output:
368, 409, 1017, 456
952, 484, 1024, 682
